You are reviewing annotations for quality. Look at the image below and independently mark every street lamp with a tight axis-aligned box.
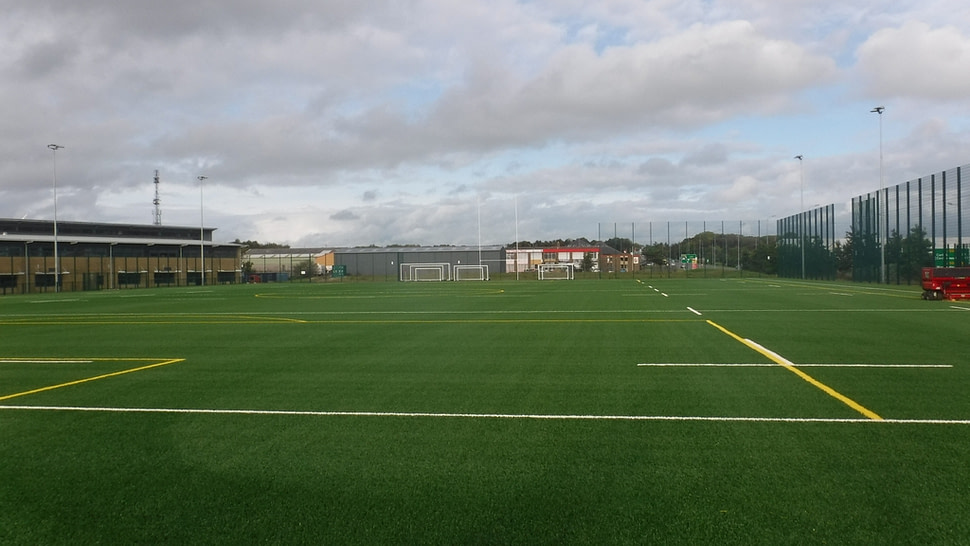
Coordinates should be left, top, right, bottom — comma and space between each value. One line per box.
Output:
47, 144, 64, 292
795, 155, 805, 279
871, 106, 885, 283
198, 175, 207, 286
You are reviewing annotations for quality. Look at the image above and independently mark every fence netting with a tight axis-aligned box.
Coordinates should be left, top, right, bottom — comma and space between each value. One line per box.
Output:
626, 162, 968, 284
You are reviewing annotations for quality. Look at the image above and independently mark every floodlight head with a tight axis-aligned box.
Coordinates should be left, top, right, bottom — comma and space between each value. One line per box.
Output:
794, 155, 803, 160
47, 144, 64, 151
871, 106, 885, 114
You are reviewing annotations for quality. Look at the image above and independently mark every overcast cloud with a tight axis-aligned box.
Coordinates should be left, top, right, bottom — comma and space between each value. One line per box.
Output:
2, 0, 969, 246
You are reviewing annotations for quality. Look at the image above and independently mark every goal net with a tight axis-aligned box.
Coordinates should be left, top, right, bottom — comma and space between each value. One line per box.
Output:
537, 263, 574, 280
454, 264, 489, 281
400, 262, 451, 281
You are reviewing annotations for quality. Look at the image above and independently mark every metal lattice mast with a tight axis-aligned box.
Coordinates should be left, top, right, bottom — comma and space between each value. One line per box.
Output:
153, 170, 162, 225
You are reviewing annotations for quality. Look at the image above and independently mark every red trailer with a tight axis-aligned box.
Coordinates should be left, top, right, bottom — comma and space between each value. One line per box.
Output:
921, 267, 970, 300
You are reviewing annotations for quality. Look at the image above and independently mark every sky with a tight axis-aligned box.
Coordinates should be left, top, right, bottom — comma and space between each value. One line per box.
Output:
2, 0, 970, 247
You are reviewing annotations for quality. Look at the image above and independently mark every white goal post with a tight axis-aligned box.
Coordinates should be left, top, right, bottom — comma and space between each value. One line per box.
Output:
537, 263, 574, 280
400, 262, 452, 281
453, 264, 489, 281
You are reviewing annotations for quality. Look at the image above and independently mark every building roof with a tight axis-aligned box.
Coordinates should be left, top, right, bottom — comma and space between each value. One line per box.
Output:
244, 248, 332, 259
506, 245, 618, 254
0, 233, 234, 247
0, 218, 221, 243
541, 247, 600, 253
333, 245, 504, 254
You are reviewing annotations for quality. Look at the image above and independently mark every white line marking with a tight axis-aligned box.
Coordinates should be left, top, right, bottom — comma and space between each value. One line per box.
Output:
661, 293, 669, 297
1, 405, 969, 425
800, 364, 953, 368
743, 338, 794, 365
637, 363, 952, 368
687, 307, 702, 316
7, 306, 955, 319
638, 363, 775, 367
0, 308, 697, 319
951, 305, 970, 311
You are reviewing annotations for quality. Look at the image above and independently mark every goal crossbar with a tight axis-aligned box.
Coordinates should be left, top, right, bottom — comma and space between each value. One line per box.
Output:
400, 262, 452, 281
453, 264, 489, 281
537, 263, 574, 280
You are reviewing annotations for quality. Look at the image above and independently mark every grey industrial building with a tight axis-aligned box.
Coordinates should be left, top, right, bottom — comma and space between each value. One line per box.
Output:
332, 245, 506, 280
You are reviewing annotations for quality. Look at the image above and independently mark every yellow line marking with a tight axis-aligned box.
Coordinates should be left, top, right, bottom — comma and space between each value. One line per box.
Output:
235, 315, 307, 323
0, 317, 690, 325
0, 358, 184, 402
0, 314, 306, 325
0, 316, 695, 325
302, 318, 701, 324
706, 320, 882, 420
0, 320, 291, 326
1, 357, 178, 362
0, 359, 94, 364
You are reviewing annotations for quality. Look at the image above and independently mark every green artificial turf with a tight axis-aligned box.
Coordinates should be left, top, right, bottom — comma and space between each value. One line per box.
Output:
1, 278, 969, 544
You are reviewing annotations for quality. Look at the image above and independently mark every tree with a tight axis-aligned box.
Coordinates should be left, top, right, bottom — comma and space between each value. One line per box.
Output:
233, 239, 290, 254
744, 237, 776, 274
833, 240, 852, 278
886, 230, 904, 284
848, 226, 880, 283
899, 226, 932, 284
804, 235, 837, 280
641, 243, 669, 266
291, 259, 315, 278
605, 237, 637, 253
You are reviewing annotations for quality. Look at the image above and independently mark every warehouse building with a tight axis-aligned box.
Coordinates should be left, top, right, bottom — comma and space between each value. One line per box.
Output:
333, 245, 506, 280
0, 218, 241, 294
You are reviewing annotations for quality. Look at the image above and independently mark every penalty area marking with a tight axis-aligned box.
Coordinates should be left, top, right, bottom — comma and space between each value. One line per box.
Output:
2, 405, 970, 425
0, 358, 184, 402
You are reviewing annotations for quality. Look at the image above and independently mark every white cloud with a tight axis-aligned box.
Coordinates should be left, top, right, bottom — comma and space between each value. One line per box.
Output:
1, 1, 969, 246
857, 21, 970, 100
423, 20, 837, 148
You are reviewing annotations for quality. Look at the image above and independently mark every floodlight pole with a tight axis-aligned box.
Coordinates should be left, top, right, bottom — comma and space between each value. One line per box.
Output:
48, 144, 64, 292
198, 175, 207, 286
514, 195, 519, 281
795, 155, 805, 279
871, 106, 885, 283
477, 196, 482, 266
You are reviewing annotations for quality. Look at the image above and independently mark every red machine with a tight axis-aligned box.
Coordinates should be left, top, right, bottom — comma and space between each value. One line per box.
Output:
921, 267, 970, 300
